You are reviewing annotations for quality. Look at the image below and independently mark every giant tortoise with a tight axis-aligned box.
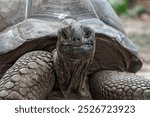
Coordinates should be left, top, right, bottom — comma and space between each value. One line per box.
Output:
0, 0, 149, 100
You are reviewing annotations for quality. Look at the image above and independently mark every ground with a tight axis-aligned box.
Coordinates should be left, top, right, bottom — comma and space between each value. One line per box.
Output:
121, 14, 150, 78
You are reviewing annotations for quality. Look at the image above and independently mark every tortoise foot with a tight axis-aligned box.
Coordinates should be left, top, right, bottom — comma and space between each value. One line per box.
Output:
0, 51, 55, 100
90, 70, 150, 100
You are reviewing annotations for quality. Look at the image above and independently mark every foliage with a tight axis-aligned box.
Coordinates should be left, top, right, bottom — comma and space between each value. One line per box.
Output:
108, 0, 129, 15
108, 0, 145, 16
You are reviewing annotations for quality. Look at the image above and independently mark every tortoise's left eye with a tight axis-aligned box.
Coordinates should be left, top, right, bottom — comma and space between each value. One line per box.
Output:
84, 27, 92, 38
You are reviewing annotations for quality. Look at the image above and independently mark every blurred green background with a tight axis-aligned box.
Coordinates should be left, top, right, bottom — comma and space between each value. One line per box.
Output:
108, 0, 145, 16
109, 0, 129, 14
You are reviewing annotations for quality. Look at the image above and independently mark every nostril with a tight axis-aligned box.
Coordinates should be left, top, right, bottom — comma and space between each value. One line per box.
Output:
77, 38, 80, 41
73, 38, 76, 41
72, 37, 81, 41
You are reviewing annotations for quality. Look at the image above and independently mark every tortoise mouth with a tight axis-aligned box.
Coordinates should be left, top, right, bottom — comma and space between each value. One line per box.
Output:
60, 42, 94, 54
58, 42, 95, 60
63, 42, 94, 48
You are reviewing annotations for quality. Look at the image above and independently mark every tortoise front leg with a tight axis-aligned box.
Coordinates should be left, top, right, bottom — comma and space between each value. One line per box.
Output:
89, 70, 150, 100
0, 51, 55, 100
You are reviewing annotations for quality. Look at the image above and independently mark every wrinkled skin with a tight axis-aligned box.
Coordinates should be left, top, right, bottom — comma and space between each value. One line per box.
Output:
52, 19, 96, 99
0, 19, 150, 100
0, 19, 95, 99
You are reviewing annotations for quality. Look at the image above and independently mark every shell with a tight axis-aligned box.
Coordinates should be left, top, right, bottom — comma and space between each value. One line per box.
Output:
0, 0, 142, 78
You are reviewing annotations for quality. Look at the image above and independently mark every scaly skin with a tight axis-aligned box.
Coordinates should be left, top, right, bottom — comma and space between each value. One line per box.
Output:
0, 19, 95, 100
90, 70, 150, 100
0, 19, 149, 100
0, 51, 55, 99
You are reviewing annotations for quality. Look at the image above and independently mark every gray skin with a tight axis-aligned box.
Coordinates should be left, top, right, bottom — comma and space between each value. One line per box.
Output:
0, 0, 150, 100
0, 19, 96, 99
0, 19, 150, 100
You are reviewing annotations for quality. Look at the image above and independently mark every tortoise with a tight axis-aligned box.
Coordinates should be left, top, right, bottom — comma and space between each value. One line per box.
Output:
0, 0, 149, 100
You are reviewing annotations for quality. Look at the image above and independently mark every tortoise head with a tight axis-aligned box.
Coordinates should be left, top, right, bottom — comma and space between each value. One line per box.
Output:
57, 19, 96, 61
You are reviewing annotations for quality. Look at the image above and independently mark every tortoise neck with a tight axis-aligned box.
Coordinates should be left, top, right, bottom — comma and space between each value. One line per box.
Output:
53, 50, 92, 98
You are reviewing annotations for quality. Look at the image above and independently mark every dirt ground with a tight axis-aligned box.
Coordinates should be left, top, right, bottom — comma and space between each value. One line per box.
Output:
121, 14, 150, 78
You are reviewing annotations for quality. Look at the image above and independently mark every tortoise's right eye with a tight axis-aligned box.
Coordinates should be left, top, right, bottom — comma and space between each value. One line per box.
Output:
60, 29, 67, 39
